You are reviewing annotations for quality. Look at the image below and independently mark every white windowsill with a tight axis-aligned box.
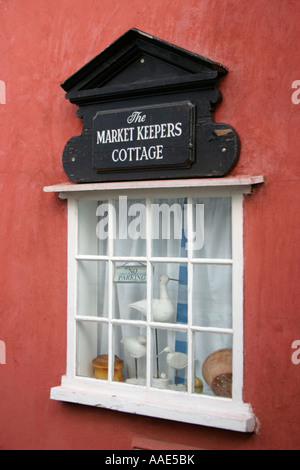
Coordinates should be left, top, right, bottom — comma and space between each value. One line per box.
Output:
51, 376, 256, 433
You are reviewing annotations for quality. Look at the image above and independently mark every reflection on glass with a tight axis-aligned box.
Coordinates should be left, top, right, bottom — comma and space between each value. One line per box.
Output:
193, 332, 232, 397
77, 261, 109, 317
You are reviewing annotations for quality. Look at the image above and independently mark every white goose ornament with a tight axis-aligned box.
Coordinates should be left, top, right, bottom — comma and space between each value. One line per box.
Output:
129, 274, 179, 322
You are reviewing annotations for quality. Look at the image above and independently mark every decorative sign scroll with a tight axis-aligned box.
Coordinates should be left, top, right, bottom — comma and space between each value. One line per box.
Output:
92, 102, 195, 172
114, 265, 147, 283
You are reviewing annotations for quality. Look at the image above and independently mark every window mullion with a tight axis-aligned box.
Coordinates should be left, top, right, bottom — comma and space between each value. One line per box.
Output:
107, 198, 114, 383
146, 197, 152, 388
68, 198, 78, 379
186, 197, 193, 394
231, 194, 244, 402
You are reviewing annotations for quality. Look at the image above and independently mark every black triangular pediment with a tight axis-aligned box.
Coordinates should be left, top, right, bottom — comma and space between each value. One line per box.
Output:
61, 28, 227, 102
99, 52, 190, 89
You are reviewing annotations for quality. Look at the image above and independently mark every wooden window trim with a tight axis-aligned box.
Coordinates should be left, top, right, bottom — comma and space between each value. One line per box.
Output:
44, 176, 263, 433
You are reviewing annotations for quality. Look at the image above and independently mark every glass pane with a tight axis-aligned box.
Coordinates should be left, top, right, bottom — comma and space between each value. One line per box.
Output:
77, 260, 108, 318
113, 262, 188, 324
151, 197, 187, 258
113, 262, 147, 321
76, 321, 108, 378
152, 327, 188, 392
192, 197, 232, 259
116, 324, 147, 385
192, 264, 232, 328
151, 262, 188, 324
193, 331, 232, 397
78, 200, 108, 256
113, 197, 147, 257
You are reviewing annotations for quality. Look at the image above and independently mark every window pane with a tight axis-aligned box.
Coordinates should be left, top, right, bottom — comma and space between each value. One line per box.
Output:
113, 262, 188, 324
113, 198, 147, 257
192, 264, 232, 328
78, 200, 108, 256
76, 321, 108, 378
152, 327, 188, 392
192, 197, 232, 259
77, 260, 108, 318
116, 324, 147, 385
151, 262, 187, 324
193, 331, 232, 397
114, 262, 148, 321
151, 197, 187, 258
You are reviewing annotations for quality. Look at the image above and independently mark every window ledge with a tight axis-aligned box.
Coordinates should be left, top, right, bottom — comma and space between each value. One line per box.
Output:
50, 377, 256, 433
44, 175, 264, 198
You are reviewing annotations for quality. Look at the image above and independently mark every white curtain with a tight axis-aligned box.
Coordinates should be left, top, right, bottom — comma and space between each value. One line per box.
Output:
78, 197, 233, 391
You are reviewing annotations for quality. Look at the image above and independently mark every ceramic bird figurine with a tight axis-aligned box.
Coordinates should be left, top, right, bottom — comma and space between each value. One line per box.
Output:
157, 346, 188, 370
120, 334, 147, 379
120, 335, 147, 358
157, 346, 188, 385
129, 274, 179, 322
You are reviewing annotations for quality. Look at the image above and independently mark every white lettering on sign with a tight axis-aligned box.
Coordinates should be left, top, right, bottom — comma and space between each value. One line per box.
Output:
96, 127, 135, 144
92, 102, 195, 171
112, 145, 163, 163
96, 111, 183, 165
127, 111, 146, 124
96, 122, 182, 145
136, 122, 182, 140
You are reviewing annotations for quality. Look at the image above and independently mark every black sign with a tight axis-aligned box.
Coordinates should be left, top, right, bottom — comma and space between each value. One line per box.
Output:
61, 29, 240, 183
92, 102, 195, 172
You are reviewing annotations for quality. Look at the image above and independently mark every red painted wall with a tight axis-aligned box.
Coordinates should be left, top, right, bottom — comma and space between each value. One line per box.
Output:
0, 0, 300, 450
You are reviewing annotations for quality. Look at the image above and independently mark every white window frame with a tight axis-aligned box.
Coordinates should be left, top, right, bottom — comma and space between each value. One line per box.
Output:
44, 176, 263, 433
